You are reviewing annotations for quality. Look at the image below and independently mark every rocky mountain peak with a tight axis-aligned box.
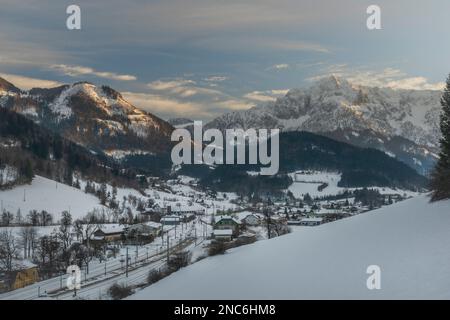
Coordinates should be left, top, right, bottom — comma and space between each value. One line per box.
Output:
0, 77, 174, 155
206, 75, 443, 174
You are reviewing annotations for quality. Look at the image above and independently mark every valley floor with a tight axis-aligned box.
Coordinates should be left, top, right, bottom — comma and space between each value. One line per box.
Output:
129, 195, 450, 300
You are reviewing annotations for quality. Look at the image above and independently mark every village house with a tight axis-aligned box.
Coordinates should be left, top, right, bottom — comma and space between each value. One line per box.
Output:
214, 215, 241, 236
212, 229, 233, 241
92, 224, 126, 242
299, 217, 323, 226
126, 221, 162, 240
241, 213, 261, 226
160, 215, 181, 226
0, 260, 39, 292
142, 209, 162, 222
168, 204, 205, 215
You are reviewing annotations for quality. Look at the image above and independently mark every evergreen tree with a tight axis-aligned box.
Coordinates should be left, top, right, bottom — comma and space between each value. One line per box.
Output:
430, 75, 450, 201
21, 159, 34, 181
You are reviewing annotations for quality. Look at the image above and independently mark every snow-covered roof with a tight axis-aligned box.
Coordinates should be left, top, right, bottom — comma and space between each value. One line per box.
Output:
300, 217, 323, 223
215, 215, 241, 224
144, 221, 162, 229
11, 259, 37, 271
235, 211, 263, 221
213, 229, 233, 236
97, 224, 126, 234
161, 216, 180, 222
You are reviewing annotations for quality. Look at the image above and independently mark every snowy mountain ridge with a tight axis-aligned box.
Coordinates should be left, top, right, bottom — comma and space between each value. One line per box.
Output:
0, 77, 174, 156
206, 75, 443, 174
209, 75, 442, 146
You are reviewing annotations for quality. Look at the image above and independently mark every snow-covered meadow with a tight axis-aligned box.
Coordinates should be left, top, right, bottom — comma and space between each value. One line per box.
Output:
287, 171, 420, 198
0, 176, 108, 220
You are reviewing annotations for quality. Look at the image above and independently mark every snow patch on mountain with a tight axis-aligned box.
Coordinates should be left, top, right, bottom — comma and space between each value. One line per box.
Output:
104, 149, 155, 160
48, 86, 77, 121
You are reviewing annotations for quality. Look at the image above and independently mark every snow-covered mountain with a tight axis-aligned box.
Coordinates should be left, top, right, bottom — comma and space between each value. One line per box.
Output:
167, 118, 194, 128
0, 77, 174, 156
206, 75, 442, 174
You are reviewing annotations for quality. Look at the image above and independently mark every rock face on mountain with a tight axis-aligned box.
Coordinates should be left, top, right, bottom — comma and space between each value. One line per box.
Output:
206, 76, 442, 174
0, 78, 174, 156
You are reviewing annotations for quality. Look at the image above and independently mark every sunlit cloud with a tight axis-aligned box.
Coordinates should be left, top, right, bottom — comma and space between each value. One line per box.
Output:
0, 73, 62, 90
309, 66, 445, 91
244, 89, 288, 102
122, 91, 208, 118
215, 99, 255, 111
51, 64, 137, 81
147, 79, 196, 90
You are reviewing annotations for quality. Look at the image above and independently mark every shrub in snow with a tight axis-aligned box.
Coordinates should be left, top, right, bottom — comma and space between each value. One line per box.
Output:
168, 251, 191, 272
107, 283, 134, 300
147, 269, 166, 284
208, 241, 227, 256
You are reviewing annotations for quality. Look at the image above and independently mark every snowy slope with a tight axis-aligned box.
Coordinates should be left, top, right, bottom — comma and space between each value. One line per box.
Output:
129, 195, 450, 299
287, 171, 420, 198
0, 176, 108, 220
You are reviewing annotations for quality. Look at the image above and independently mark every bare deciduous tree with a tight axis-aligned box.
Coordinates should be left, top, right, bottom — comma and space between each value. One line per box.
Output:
0, 230, 18, 271
19, 226, 38, 259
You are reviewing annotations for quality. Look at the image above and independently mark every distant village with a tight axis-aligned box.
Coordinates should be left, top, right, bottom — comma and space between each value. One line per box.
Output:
0, 171, 413, 296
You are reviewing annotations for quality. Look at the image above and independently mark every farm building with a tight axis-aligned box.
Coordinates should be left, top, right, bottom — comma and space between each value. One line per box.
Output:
0, 260, 39, 292
299, 217, 323, 226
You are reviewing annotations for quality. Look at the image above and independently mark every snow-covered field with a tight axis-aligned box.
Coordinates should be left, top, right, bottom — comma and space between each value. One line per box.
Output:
0, 176, 108, 220
0, 174, 239, 222
287, 171, 420, 198
129, 195, 450, 299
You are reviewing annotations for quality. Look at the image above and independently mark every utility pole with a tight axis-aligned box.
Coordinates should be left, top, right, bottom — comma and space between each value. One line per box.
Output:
135, 245, 138, 261
126, 247, 129, 277
166, 233, 170, 264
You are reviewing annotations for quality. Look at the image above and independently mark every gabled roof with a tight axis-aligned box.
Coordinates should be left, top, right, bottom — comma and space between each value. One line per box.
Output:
215, 215, 241, 225
144, 221, 162, 229
10, 259, 37, 271
96, 224, 126, 234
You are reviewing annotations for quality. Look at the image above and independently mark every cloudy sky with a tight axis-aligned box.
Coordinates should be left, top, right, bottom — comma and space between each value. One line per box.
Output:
1, 0, 449, 120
